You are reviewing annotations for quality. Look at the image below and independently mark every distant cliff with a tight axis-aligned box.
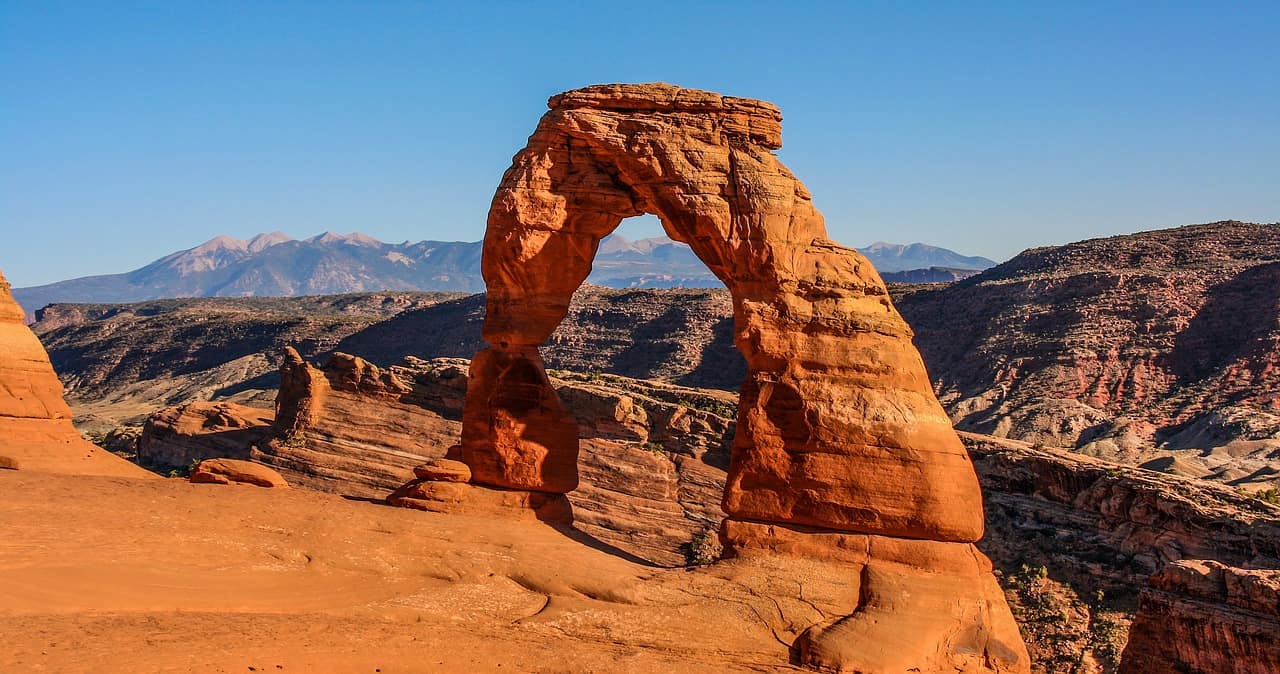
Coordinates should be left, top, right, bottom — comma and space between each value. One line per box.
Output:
895, 220, 1280, 489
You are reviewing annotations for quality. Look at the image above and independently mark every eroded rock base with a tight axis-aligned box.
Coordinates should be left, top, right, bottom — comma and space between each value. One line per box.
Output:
722, 519, 1030, 674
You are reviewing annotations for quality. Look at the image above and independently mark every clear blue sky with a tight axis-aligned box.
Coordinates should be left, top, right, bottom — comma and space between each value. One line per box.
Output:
2, 1, 1277, 286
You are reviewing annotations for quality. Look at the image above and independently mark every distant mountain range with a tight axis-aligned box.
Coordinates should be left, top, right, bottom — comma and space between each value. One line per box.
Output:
11, 231, 996, 319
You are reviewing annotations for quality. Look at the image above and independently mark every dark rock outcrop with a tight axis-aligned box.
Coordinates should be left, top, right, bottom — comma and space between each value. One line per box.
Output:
1119, 560, 1280, 674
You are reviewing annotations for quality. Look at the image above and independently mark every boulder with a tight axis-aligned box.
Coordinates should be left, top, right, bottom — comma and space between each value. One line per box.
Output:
189, 458, 288, 488
413, 458, 471, 482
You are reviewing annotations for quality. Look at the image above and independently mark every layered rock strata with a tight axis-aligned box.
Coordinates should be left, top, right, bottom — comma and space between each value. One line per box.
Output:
969, 432, 1280, 671
1118, 560, 1280, 674
260, 347, 466, 495
897, 220, 1280, 485
426, 83, 1027, 673
138, 401, 273, 470
141, 352, 736, 566
971, 433, 1280, 582
0, 268, 152, 478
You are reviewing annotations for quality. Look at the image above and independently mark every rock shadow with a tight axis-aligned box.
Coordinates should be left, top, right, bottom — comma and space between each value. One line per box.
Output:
1172, 261, 1280, 384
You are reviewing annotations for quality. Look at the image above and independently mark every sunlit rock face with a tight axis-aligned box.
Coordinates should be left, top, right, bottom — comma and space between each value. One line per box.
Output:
0, 267, 153, 478
417, 83, 1029, 673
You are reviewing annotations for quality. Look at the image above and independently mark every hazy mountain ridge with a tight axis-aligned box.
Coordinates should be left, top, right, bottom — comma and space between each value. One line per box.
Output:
12, 231, 995, 319
860, 241, 996, 271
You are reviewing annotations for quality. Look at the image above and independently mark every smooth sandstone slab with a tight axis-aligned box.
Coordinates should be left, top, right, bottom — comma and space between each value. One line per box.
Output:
387, 479, 572, 523
190, 458, 289, 488
0, 268, 154, 479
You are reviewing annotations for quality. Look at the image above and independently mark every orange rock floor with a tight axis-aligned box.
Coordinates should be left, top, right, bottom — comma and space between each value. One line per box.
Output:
1, 470, 824, 673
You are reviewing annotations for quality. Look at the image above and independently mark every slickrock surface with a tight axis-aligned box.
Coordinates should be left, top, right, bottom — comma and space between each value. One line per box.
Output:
189, 457, 289, 487
1119, 560, 1280, 674
446, 83, 1025, 673
897, 221, 1280, 489
0, 268, 152, 478
138, 400, 273, 470
0, 470, 817, 673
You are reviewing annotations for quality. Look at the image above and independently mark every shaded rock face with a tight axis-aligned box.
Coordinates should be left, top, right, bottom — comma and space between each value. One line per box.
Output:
0, 268, 152, 478
138, 401, 274, 470
971, 434, 1280, 583
447, 83, 1025, 673
968, 432, 1280, 672
1119, 560, 1280, 674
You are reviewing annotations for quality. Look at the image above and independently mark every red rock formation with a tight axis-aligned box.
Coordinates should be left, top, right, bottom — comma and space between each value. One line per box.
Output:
1119, 560, 1280, 674
261, 348, 467, 495
0, 268, 152, 478
421, 83, 1026, 673
189, 458, 289, 488
138, 401, 273, 470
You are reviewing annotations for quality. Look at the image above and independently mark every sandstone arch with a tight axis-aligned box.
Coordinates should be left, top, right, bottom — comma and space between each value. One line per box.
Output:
402, 84, 1028, 672
469, 83, 986, 541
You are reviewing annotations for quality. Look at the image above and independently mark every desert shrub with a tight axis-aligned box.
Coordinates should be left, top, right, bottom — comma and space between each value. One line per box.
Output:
1248, 488, 1280, 505
639, 441, 667, 456
684, 528, 723, 566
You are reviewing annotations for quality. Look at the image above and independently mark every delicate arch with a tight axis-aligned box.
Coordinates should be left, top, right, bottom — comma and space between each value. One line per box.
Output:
460, 83, 984, 542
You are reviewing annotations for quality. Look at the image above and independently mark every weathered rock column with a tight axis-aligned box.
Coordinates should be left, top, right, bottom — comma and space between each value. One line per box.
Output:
391, 83, 1029, 673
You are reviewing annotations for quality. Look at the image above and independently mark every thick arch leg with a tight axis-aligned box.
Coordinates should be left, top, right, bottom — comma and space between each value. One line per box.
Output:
461, 345, 578, 493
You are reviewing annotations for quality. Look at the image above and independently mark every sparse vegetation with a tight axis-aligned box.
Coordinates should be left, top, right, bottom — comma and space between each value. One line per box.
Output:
684, 528, 723, 566
639, 440, 667, 456
1248, 488, 1280, 506
674, 395, 736, 419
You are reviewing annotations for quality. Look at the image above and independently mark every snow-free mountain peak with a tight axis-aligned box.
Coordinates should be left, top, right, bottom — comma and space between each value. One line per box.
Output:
306, 231, 383, 247
10, 230, 997, 321
246, 231, 294, 253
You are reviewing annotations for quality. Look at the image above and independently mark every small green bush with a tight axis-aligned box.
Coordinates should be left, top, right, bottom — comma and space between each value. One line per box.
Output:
1251, 488, 1280, 506
685, 528, 723, 566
